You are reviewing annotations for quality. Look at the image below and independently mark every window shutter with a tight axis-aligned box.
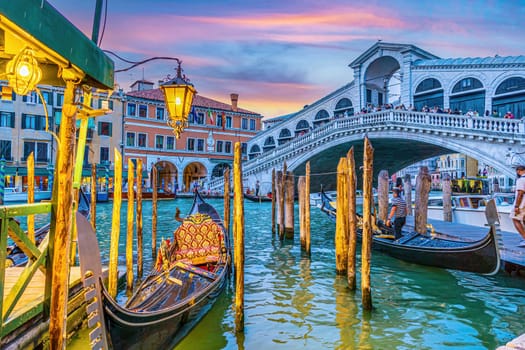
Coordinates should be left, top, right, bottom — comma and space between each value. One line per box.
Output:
10, 113, 15, 128
109, 122, 113, 136
98, 121, 102, 135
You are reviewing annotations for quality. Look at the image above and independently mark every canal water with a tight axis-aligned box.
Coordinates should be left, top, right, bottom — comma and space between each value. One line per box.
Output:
67, 197, 524, 349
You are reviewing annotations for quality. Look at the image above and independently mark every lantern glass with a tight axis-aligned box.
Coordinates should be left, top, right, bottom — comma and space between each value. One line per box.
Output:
160, 82, 196, 138
6, 48, 42, 95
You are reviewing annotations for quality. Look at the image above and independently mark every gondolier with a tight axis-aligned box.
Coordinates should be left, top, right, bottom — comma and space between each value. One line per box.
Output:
386, 188, 407, 240
510, 165, 525, 247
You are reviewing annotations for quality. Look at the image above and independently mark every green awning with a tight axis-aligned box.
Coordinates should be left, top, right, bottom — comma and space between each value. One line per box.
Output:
1, 166, 51, 176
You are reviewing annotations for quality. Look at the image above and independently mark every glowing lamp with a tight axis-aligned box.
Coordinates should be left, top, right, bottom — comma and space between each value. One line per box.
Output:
6, 48, 42, 96
160, 61, 196, 138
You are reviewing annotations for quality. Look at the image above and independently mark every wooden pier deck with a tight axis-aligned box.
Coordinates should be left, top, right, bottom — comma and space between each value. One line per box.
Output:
2, 267, 88, 349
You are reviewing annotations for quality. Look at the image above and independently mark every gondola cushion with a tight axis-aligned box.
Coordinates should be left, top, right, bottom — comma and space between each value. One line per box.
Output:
174, 213, 223, 264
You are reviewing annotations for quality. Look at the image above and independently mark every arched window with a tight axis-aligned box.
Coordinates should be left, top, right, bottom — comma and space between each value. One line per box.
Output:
278, 128, 292, 145
493, 77, 525, 118
413, 78, 443, 111
211, 163, 231, 178
248, 144, 261, 160
313, 109, 330, 128
334, 98, 354, 119
263, 136, 276, 152
295, 120, 310, 136
449, 77, 485, 115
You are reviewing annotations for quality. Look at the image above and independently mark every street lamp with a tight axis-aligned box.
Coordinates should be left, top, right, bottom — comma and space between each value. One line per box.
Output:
160, 61, 196, 138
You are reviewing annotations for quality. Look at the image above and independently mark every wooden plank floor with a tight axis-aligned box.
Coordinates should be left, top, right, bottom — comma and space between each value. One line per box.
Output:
3, 266, 83, 321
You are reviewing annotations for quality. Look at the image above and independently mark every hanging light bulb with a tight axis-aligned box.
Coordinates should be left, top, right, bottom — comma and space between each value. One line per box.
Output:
6, 48, 42, 96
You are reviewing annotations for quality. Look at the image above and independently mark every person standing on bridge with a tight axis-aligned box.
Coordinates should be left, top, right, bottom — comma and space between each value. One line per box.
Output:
510, 165, 525, 247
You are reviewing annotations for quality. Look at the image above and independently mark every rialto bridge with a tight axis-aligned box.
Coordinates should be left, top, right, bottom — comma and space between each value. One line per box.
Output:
208, 111, 525, 193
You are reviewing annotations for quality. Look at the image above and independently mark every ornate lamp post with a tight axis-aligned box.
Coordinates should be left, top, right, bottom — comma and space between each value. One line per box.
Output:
160, 60, 197, 138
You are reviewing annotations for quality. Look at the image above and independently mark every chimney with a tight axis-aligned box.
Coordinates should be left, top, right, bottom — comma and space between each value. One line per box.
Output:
230, 93, 239, 112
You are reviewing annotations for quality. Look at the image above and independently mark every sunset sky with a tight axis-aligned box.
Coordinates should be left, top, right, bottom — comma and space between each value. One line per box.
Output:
48, 0, 525, 119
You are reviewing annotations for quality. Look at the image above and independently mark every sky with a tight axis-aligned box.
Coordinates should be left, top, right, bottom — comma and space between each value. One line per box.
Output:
48, 0, 525, 118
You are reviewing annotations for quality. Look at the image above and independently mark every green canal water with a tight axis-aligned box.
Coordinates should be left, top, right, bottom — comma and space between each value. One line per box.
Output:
65, 197, 524, 349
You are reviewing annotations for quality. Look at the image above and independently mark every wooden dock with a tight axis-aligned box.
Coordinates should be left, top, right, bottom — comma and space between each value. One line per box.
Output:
2, 267, 89, 349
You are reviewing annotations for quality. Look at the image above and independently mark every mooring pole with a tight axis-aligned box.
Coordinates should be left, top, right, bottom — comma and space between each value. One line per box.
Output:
361, 137, 374, 310
108, 150, 122, 298
90, 163, 97, 230
151, 166, 158, 261
305, 161, 311, 254
415, 166, 431, 234
378, 170, 389, 222
27, 152, 35, 242
223, 168, 231, 233
284, 171, 295, 238
233, 142, 245, 332
346, 147, 357, 290
271, 168, 276, 234
126, 160, 135, 293
335, 158, 349, 275
404, 174, 412, 216
442, 173, 452, 222
136, 159, 143, 279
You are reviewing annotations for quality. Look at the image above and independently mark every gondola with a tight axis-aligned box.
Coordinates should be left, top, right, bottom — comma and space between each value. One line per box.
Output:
97, 191, 231, 349
319, 190, 500, 275
244, 192, 272, 202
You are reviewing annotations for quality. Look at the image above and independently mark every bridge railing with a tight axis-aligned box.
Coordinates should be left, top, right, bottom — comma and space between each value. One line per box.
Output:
209, 111, 525, 191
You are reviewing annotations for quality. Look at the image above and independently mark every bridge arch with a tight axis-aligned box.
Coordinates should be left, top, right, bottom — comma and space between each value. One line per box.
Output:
493, 76, 525, 118
364, 55, 401, 106
278, 128, 292, 145
295, 119, 310, 136
249, 144, 261, 159
413, 77, 444, 111
334, 98, 354, 118
448, 76, 486, 114
263, 136, 276, 152
313, 109, 330, 128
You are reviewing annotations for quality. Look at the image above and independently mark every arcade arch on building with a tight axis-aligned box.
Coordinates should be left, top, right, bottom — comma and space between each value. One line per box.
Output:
364, 56, 401, 107
449, 77, 485, 114
183, 162, 207, 192
414, 78, 443, 111
152, 160, 178, 193
334, 98, 354, 118
493, 76, 525, 118
211, 162, 231, 178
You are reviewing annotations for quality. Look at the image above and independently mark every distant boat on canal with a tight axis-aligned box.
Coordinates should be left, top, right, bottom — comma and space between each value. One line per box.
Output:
3, 187, 52, 203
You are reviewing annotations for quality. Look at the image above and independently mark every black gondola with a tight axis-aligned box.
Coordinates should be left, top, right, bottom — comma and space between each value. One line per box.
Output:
96, 191, 231, 349
319, 190, 500, 275
243, 192, 272, 202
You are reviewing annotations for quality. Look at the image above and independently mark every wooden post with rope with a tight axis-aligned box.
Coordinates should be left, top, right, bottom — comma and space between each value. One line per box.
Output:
284, 170, 295, 238
378, 170, 389, 222
404, 174, 413, 216
415, 166, 431, 234
335, 157, 349, 274
108, 149, 122, 298
27, 152, 35, 242
223, 167, 231, 233
90, 163, 97, 230
151, 166, 158, 260
233, 142, 245, 332
442, 173, 452, 222
346, 147, 357, 290
126, 159, 135, 293
271, 168, 276, 234
136, 159, 143, 279
361, 137, 374, 310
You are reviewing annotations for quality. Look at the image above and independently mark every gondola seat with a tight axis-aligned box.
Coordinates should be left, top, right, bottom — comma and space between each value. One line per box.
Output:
173, 213, 223, 265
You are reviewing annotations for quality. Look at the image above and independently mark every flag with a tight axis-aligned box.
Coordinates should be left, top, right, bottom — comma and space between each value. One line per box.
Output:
221, 112, 226, 130
207, 109, 214, 124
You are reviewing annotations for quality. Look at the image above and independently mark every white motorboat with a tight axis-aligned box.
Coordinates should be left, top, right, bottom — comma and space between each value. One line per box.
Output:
3, 187, 52, 203
426, 193, 515, 232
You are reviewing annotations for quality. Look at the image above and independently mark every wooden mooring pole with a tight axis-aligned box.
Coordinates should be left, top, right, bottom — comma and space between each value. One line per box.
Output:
404, 174, 412, 216
414, 166, 431, 234
90, 163, 97, 230
233, 142, 245, 332
335, 158, 349, 275
377, 170, 389, 222
284, 170, 294, 238
151, 166, 158, 261
27, 152, 35, 242
223, 168, 231, 233
271, 168, 276, 234
126, 160, 135, 293
305, 162, 311, 254
108, 149, 122, 298
298, 176, 306, 247
347, 147, 357, 290
442, 173, 452, 222
277, 170, 285, 239
361, 137, 374, 310
136, 159, 143, 280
